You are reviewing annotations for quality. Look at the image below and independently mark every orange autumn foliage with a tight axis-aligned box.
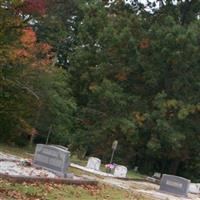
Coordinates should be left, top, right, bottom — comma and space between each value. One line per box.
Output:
139, 38, 150, 49
39, 43, 52, 53
115, 71, 128, 81
14, 49, 30, 57
20, 27, 37, 47
11, 27, 53, 70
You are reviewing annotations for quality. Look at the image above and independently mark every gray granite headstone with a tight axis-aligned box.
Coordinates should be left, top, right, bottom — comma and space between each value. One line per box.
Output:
159, 174, 191, 197
33, 144, 70, 177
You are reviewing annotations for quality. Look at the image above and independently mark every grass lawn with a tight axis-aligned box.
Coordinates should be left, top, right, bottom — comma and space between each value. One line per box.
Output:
127, 170, 146, 179
0, 143, 34, 158
70, 155, 145, 180
0, 144, 149, 200
0, 178, 148, 200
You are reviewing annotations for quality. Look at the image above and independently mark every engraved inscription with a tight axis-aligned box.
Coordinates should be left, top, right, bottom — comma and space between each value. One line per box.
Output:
36, 154, 49, 163
166, 180, 183, 188
42, 149, 58, 157
48, 158, 63, 168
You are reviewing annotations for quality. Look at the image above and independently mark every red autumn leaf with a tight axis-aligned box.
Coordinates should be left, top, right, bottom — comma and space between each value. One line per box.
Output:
23, 0, 46, 15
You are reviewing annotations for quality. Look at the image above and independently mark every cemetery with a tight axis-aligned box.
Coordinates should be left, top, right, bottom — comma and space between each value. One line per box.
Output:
1, 0, 200, 199
0, 144, 199, 199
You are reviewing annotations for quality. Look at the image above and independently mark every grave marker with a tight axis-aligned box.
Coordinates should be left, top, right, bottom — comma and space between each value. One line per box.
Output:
113, 165, 127, 178
153, 172, 161, 179
159, 174, 190, 197
33, 144, 70, 177
86, 157, 101, 171
189, 183, 200, 194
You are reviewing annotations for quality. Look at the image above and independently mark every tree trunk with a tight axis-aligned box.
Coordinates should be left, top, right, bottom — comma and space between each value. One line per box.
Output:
169, 160, 180, 175
29, 134, 35, 147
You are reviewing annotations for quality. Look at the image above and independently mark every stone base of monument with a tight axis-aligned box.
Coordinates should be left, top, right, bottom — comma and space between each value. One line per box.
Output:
0, 172, 98, 185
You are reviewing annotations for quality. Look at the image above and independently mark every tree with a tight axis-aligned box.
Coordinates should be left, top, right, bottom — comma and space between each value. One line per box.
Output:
1, 0, 199, 181
34, 0, 81, 68
0, 0, 76, 146
67, 0, 200, 180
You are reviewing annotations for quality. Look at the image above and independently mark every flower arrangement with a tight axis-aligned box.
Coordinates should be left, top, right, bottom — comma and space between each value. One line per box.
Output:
105, 163, 117, 173
105, 163, 115, 170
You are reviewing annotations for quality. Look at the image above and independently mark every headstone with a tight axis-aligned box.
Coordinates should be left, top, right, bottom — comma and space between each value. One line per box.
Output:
113, 165, 127, 178
159, 174, 191, 197
189, 183, 200, 194
153, 172, 162, 179
86, 157, 101, 171
33, 144, 70, 177
134, 166, 138, 172
146, 172, 161, 184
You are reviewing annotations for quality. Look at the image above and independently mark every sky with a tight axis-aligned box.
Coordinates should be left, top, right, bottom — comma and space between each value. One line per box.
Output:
108, 0, 161, 11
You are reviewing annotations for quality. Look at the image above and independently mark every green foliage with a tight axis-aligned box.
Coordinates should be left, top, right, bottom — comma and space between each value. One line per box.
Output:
35, 0, 81, 67
0, 0, 76, 145
1, 0, 200, 181
66, 0, 200, 180
33, 68, 76, 145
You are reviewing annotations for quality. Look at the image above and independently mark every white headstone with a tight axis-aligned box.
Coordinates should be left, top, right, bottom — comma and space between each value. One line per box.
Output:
153, 172, 161, 179
113, 165, 127, 178
86, 157, 101, 171
189, 183, 200, 194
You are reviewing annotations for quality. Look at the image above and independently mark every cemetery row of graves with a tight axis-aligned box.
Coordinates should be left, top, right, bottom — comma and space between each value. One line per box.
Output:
0, 144, 200, 199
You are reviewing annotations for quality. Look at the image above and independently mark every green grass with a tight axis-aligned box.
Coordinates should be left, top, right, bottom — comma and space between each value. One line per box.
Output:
127, 170, 146, 179
0, 178, 148, 200
71, 155, 145, 180
0, 143, 35, 158
71, 155, 88, 166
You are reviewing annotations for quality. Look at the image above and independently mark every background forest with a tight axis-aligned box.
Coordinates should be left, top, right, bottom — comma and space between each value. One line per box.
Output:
0, 0, 200, 181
